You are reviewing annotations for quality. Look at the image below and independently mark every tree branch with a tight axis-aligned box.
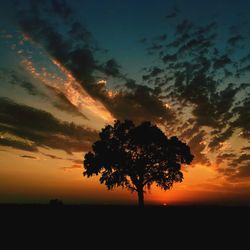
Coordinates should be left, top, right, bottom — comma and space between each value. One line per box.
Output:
143, 177, 154, 187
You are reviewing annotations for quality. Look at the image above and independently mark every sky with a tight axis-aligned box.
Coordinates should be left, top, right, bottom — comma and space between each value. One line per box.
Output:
0, 0, 249, 205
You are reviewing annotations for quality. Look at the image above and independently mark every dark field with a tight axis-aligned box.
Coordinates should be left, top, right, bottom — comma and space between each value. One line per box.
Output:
1, 203, 248, 223
0, 204, 248, 245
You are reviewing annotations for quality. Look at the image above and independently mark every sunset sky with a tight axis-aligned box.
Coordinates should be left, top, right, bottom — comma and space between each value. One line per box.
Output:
0, 0, 249, 205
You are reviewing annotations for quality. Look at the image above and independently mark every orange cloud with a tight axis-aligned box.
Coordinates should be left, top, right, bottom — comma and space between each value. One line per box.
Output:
21, 58, 114, 123
60, 164, 82, 172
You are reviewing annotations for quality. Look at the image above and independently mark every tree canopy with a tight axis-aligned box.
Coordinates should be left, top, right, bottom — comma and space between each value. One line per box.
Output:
83, 120, 194, 206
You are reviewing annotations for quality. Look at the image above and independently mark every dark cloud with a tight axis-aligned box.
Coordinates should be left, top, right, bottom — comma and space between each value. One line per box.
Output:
227, 35, 244, 47
162, 54, 177, 63
187, 130, 210, 166
165, 7, 179, 19
213, 55, 232, 70
167, 33, 190, 48
166, 12, 178, 19
154, 34, 167, 42
219, 153, 250, 181
0, 97, 98, 153
16, 2, 249, 174
19, 81, 42, 96
42, 153, 63, 160
231, 154, 250, 166
18, 8, 97, 88
3, 69, 46, 97
208, 128, 234, 150
92, 81, 174, 124
241, 146, 250, 151
142, 67, 163, 81
68, 21, 94, 46
73, 160, 83, 164
1, 69, 88, 119
240, 54, 250, 64
195, 22, 217, 36
232, 95, 250, 139
216, 153, 236, 165
179, 123, 200, 140
230, 164, 250, 180
100, 59, 122, 78
0, 138, 38, 152
146, 44, 163, 53
50, 0, 72, 21
20, 155, 38, 159
178, 35, 216, 55
237, 65, 250, 75
172, 72, 249, 134
107, 85, 174, 124
139, 18, 250, 174
17, 1, 173, 125
176, 20, 193, 35
51, 91, 88, 119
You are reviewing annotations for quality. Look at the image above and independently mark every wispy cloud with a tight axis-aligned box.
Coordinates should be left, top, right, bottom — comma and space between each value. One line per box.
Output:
60, 164, 82, 172
20, 155, 40, 160
0, 97, 98, 153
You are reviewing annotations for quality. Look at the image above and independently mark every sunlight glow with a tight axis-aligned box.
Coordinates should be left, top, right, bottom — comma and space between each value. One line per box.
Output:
165, 103, 171, 109
21, 58, 114, 123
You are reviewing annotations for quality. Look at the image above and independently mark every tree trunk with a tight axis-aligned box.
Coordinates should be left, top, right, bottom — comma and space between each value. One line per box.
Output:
137, 186, 144, 207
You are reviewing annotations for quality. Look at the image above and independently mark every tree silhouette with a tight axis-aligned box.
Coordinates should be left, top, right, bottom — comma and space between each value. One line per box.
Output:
83, 120, 194, 207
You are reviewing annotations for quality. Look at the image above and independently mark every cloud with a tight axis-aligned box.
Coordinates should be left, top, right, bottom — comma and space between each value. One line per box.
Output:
229, 154, 250, 168
100, 59, 122, 78
15, 2, 250, 180
107, 84, 174, 124
0, 137, 38, 152
240, 54, 250, 64
50, 0, 72, 21
216, 153, 236, 165
142, 67, 163, 81
68, 21, 93, 43
195, 22, 217, 36
20, 155, 39, 159
177, 34, 216, 55
231, 95, 250, 139
241, 146, 250, 151
175, 20, 193, 35
237, 65, 250, 75
51, 91, 88, 119
213, 55, 232, 70
17, 1, 172, 125
165, 6, 179, 19
154, 34, 168, 42
229, 164, 250, 180
217, 152, 250, 182
60, 164, 82, 172
1, 69, 46, 98
68, 159, 82, 164
0, 97, 98, 153
162, 54, 177, 63
208, 128, 234, 150
1, 69, 88, 119
187, 130, 210, 166
17, 2, 99, 96
42, 153, 63, 160
139, 18, 250, 177
146, 44, 163, 54
227, 35, 244, 47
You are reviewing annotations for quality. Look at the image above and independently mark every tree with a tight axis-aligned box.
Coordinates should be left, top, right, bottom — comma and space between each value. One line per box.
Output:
83, 120, 194, 207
